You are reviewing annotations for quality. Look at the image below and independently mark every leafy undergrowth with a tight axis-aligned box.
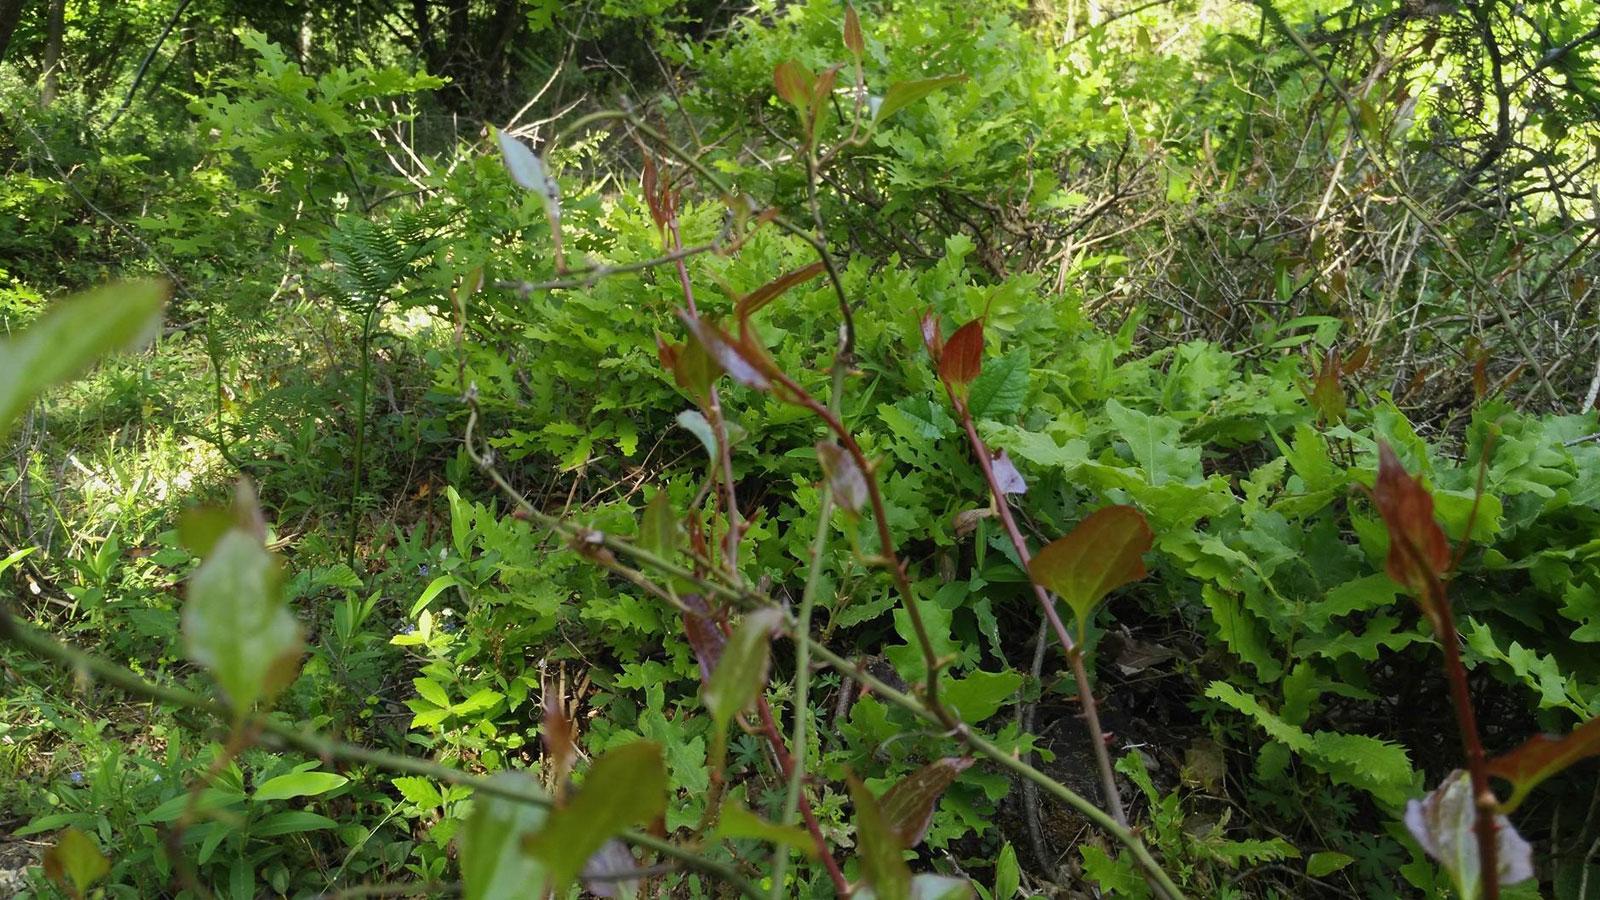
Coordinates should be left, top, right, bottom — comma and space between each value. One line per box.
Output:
3, 0, 1600, 898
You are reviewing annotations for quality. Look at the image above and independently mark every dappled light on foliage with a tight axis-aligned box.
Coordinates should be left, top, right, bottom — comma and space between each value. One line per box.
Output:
3, 0, 1600, 897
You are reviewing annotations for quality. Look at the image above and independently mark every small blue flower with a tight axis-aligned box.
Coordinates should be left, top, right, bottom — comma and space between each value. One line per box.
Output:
399, 624, 417, 635
418, 563, 430, 577
68, 771, 84, 785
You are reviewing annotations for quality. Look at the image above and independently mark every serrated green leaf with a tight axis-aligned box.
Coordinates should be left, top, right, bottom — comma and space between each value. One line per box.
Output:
966, 348, 1029, 420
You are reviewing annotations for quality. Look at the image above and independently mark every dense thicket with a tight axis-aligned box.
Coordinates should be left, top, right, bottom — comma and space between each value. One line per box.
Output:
2, 1, 1600, 898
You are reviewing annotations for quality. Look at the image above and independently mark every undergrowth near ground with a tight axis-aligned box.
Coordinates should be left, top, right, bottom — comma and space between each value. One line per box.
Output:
3, 0, 1600, 898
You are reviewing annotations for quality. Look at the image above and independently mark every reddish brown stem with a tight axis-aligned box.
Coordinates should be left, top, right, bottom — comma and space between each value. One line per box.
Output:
950, 395, 1127, 825
771, 368, 951, 724
1429, 576, 1500, 899
755, 696, 850, 894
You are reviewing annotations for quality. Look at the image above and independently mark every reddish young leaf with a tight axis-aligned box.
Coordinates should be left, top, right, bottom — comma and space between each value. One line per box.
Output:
816, 441, 868, 514
656, 333, 721, 402
879, 757, 974, 848
919, 310, 944, 361
1306, 350, 1346, 424
990, 449, 1026, 495
677, 311, 772, 391
1028, 505, 1153, 639
773, 59, 814, 112
680, 593, 726, 684
734, 261, 826, 323
843, 5, 864, 57
939, 318, 984, 388
1487, 716, 1600, 811
542, 690, 577, 800
1372, 442, 1451, 601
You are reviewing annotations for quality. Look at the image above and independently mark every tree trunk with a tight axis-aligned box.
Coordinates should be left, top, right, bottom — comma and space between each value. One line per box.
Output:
40, 0, 64, 105
0, 0, 29, 64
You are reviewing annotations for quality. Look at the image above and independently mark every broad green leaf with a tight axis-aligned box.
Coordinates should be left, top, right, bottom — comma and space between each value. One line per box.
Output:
461, 773, 550, 900
943, 669, 1022, 724
994, 842, 1021, 897
1028, 505, 1153, 640
875, 74, 968, 124
0, 279, 166, 441
716, 802, 818, 857
414, 678, 451, 709
879, 757, 973, 848
1105, 400, 1201, 486
182, 525, 302, 715
966, 348, 1029, 420
409, 574, 460, 617
850, 776, 913, 900
638, 490, 680, 562
43, 827, 109, 898
253, 771, 348, 802
525, 742, 667, 891
253, 810, 339, 836
703, 607, 782, 732
1404, 770, 1533, 899
1307, 851, 1355, 878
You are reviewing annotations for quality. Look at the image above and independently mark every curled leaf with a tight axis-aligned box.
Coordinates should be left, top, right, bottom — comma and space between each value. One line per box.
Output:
817, 441, 869, 514
843, 5, 864, 57
1028, 505, 1153, 640
774, 59, 815, 112
1486, 716, 1600, 811
734, 261, 826, 323
919, 310, 944, 360
1404, 770, 1533, 899
1372, 442, 1450, 604
879, 757, 974, 848
677, 311, 772, 391
939, 318, 984, 389
990, 449, 1026, 495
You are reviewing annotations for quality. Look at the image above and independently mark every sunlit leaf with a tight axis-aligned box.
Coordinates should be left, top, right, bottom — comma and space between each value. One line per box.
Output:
676, 409, 719, 459
253, 771, 348, 802
460, 774, 550, 900
1373, 442, 1451, 604
994, 842, 1021, 897
1486, 716, 1600, 811
495, 129, 560, 215
850, 775, 913, 900
912, 874, 975, 899
1028, 505, 1153, 639
182, 486, 302, 716
0, 279, 166, 441
817, 441, 868, 513
43, 827, 109, 899
525, 742, 667, 891
875, 74, 968, 124
879, 757, 974, 848
1403, 770, 1533, 899
939, 319, 983, 388
1306, 851, 1355, 878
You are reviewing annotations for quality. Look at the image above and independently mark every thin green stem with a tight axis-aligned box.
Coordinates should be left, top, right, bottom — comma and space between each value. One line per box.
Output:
0, 605, 762, 898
